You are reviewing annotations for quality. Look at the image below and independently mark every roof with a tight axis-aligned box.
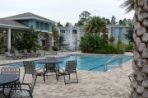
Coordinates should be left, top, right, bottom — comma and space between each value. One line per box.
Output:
3, 12, 56, 24
107, 25, 129, 28
0, 19, 29, 29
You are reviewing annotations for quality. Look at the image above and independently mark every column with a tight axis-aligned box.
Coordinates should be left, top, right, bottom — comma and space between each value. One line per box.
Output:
7, 28, 11, 51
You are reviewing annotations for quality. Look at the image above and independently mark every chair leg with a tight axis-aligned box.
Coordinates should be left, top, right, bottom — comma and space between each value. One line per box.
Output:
43, 74, 45, 82
76, 72, 78, 83
56, 74, 59, 82
22, 74, 26, 83
69, 74, 70, 80
64, 75, 66, 85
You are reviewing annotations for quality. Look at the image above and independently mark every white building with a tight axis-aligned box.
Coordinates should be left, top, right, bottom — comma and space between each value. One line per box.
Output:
57, 24, 84, 51
57, 24, 129, 51
107, 25, 129, 44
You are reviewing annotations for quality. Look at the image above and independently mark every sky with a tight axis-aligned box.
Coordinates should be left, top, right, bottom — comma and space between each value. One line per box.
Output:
0, 0, 134, 25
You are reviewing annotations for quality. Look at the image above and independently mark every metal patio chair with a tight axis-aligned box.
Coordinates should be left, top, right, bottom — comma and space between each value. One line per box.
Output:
22, 61, 44, 83
5, 52, 15, 60
0, 67, 20, 97
57, 60, 78, 84
9, 73, 37, 98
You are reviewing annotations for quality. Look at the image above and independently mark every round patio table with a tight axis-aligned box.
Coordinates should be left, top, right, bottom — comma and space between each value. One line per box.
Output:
36, 60, 62, 82
0, 74, 19, 97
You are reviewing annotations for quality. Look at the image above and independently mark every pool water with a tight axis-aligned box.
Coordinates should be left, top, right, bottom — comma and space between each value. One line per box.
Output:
6, 55, 133, 72
57, 55, 132, 71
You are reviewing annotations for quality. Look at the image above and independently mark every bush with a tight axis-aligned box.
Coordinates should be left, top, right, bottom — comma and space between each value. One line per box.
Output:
52, 46, 59, 51
98, 45, 118, 54
80, 33, 119, 54
125, 43, 133, 52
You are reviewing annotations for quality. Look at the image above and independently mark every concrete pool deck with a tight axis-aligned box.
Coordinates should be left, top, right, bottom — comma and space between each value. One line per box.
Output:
0, 52, 133, 98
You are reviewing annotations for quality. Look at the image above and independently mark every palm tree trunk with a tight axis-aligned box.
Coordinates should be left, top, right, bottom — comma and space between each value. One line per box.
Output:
131, 0, 148, 97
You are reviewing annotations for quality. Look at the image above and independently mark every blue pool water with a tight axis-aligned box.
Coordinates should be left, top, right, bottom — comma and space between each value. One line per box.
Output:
5, 55, 133, 72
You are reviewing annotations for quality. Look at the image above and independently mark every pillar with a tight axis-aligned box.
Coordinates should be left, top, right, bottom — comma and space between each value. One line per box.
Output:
7, 28, 11, 51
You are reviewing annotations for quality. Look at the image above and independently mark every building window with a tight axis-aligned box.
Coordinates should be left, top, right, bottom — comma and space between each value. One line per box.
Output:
60, 30, 65, 33
36, 21, 40, 29
72, 30, 77, 34
45, 23, 49, 30
41, 39, 46, 46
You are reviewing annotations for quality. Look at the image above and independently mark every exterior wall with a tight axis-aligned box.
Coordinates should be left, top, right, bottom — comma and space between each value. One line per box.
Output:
107, 26, 129, 44
58, 26, 84, 51
17, 19, 52, 33
17, 19, 53, 50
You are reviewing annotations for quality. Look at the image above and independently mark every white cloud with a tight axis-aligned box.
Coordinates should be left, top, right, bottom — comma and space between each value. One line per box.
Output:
0, 0, 134, 25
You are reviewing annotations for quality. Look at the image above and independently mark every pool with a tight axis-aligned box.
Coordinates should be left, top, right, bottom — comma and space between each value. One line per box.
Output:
4, 55, 133, 72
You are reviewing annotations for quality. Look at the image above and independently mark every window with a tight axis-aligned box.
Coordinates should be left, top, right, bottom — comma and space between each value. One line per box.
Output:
41, 39, 46, 46
36, 21, 40, 29
60, 30, 65, 33
72, 30, 77, 34
45, 23, 49, 30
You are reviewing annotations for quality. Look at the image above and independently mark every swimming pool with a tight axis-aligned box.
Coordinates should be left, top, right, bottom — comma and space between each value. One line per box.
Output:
4, 55, 133, 72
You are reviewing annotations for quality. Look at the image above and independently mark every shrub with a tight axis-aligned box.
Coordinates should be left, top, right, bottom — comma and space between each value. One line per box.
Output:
125, 43, 133, 52
52, 46, 59, 51
80, 33, 119, 54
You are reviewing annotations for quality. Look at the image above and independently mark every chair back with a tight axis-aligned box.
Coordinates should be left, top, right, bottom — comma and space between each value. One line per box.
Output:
1, 66, 20, 79
5, 52, 12, 56
65, 60, 77, 74
45, 57, 57, 72
14, 50, 20, 56
23, 61, 36, 74
24, 49, 28, 54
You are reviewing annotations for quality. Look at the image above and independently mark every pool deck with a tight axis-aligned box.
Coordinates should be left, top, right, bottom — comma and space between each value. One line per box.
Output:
0, 52, 133, 98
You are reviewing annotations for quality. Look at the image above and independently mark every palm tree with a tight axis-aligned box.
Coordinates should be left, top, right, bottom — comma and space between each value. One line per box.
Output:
84, 16, 107, 34
121, 0, 134, 13
122, 0, 148, 97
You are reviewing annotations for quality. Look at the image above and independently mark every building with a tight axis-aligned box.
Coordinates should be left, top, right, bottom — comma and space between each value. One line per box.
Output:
58, 24, 129, 51
107, 25, 129, 44
57, 24, 84, 51
0, 12, 55, 51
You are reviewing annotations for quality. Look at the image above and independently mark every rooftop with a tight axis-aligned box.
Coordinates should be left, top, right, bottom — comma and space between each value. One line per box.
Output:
3, 12, 56, 24
0, 19, 29, 29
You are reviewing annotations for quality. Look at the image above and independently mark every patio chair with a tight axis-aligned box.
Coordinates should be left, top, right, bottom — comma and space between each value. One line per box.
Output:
22, 61, 44, 83
0, 67, 20, 97
43, 57, 59, 82
30, 50, 41, 57
57, 60, 78, 84
5, 52, 15, 60
9, 72, 37, 98
14, 50, 24, 59
23, 50, 31, 58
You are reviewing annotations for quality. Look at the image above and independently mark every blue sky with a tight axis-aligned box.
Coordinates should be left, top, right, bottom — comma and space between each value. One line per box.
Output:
0, 0, 134, 24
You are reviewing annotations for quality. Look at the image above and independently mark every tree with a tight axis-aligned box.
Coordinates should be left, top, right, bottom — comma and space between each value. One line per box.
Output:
57, 22, 63, 27
52, 24, 59, 45
75, 11, 91, 26
79, 11, 91, 21
122, 0, 148, 97
110, 16, 117, 25
14, 27, 39, 51
121, 0, 134, 13
80, 33, 117, 53
119, 18, 132, 26
84, 16, 107, 33
58, 35, 64, 50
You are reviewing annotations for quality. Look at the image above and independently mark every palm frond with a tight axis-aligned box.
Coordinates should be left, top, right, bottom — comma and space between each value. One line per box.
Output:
120, 0, 134, 13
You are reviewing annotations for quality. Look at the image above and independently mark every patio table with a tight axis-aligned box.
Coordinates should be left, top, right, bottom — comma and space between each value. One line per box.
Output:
36, 60, 62, 82
0, 74, 19, 97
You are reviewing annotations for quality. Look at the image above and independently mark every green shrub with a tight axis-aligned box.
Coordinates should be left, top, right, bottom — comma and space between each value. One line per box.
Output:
80, 33, 119, 54
125, 43, 133, 52
52, 45, 59, 51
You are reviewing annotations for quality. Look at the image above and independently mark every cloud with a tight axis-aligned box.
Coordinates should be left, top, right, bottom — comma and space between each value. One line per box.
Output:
0, 0, 134, 24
